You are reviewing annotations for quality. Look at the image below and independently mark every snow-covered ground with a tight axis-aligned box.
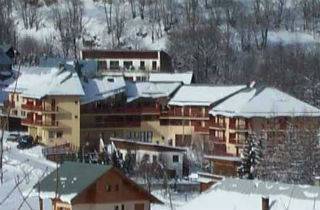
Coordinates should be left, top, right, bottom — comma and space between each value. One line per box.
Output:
15, 0, 167, 52
0, 131, 55, 210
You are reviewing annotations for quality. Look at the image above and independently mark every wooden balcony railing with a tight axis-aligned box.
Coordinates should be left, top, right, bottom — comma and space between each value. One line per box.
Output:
194, 126, 209, 133
209, 122, 226, 129
21, 103, 58, 113
4, 100, 15, 108
22, 119, 58, 127
211, 136, 226, 143
81, 106, 160, 115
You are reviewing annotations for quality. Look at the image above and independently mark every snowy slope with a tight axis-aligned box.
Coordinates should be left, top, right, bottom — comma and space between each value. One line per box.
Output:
15, 0, 167, 52
0, 132, 55, 210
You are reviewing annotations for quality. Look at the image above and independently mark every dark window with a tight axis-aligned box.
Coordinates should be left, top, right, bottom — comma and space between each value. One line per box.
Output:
98, 60, 107, 70
143, 154, 150, 162
110, 61, 120, 70
75, 100, 78, 104
57, 132, 63, 138
134, 203, 144, 210
152, 61, 157, 70
123, 61, 133, 70
114, 206, 119, 210
75, 115, 78, 119
121, 204, 125, 210
107, 78, 115, 82
106, 184, 111, 192
115, 184, 119, 191
140, 61, 145, 70
173, 155, 179, 163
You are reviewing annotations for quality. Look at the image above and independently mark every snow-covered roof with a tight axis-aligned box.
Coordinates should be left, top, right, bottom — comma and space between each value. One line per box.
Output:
178, 178, 320, 210
149, 71, 193, 85
169, 85, 246, 106
5, 66, 85, 99
81, 76, 126, 105
210, 87, 320, 118
126, 81, 181, 102
36, 161, 112, 204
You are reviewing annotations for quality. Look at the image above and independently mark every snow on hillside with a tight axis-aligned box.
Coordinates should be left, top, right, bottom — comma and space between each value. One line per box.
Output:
15, 0, 167, 52
268, 31, 320, 45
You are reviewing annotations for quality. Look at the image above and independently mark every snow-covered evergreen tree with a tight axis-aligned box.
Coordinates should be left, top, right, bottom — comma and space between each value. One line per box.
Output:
238, 134, 262, 179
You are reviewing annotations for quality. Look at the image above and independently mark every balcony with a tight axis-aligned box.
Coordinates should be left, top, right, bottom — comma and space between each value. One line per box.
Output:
229, 124, 249, 132
4, 100, 15, 108
229, 138, 245, 147
211, 136, 226, 144
21, 119, 59, 128
194, 126, 209, 133
21, 103, 58, 113
81, 106, 160, 116
209, 122, 226, 130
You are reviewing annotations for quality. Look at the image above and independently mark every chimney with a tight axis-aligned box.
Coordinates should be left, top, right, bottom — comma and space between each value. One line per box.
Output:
262, 197, 269, 210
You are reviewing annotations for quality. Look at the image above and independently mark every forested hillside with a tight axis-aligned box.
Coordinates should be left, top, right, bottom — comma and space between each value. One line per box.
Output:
1, 0, 320, 107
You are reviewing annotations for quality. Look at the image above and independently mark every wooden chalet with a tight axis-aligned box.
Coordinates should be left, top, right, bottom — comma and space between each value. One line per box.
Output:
36, 161, 162, 210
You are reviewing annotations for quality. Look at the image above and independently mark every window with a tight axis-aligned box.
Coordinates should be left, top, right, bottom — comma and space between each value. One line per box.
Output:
152, 61, 157, 70
173, 155, 179, 163
114, 206, 119, 210
140, 61, 145, 70
110, 61, 120, 70
21, 111, 26, 117
134, 203, 144, 210
49, 131, 55, 138
107, 78, 115, 82
75, 115, 78, 119
123, 61, 133, 70
16, 94, 19, 102
57, 132, 63, 138
115, 184, 119, 191
75, 100, 78, 104
98, 60, 107, 70
106, 184, 111, 192
121, 204, 125, 210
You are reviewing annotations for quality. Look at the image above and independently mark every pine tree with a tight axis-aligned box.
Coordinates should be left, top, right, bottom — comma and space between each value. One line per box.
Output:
238, 134, 262, 179
123, 150, 135, 175
111, 150, 122, 169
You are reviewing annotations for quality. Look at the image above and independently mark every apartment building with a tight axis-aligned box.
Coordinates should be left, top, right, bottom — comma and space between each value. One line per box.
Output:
205, 85, 320, 176
80, 81, 182, 145
80, 49, 172, 81
6, 66, 84, 147
159, 85, 246, 149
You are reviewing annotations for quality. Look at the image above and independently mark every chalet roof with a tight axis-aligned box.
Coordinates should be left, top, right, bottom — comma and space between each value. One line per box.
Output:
149, 71, 194, 85
36, 161, 163, 205
125, 81, 181, 102
5, 66, 85, 99
178, 178, 320, 210
210, 86, 320, 118
111, 137, 187, 152
81, 76, 126, 104
36, 161, 112, 203
168, 85, 246, 106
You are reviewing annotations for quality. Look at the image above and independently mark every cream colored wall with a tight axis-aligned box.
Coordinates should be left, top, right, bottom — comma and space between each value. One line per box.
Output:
8, 92, 25, 118
22, 95, 81, 147
73, 200, 150, 210
51, 96, 81, 147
